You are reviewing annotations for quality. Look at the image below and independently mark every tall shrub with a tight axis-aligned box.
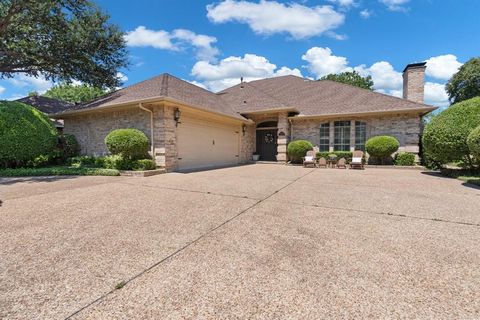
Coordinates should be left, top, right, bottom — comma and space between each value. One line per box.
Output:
0, 101, 57, 168
422, 97, 480, 168
467, 125, 480, 160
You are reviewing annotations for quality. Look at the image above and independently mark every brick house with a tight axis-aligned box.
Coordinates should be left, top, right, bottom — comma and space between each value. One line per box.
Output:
53, 62, 436, 171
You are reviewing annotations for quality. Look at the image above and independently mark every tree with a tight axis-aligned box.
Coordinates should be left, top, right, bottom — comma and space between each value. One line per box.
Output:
320, 71, 374, 90
446, 57, 480, 104
0, 0, 128, 89
44, 83, 105, 104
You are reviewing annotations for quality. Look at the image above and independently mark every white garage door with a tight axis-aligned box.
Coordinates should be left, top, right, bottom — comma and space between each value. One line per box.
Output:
177, 116, 240, 171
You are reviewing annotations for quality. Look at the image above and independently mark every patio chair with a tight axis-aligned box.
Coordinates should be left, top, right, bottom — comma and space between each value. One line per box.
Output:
337, 158, 347, 169
350, 150, 364, 170
303, 150, 317, 168
317, 157, 327, 168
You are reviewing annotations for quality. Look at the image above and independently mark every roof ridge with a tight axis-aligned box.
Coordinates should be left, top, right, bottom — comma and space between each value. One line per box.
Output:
318, 79, 434, 108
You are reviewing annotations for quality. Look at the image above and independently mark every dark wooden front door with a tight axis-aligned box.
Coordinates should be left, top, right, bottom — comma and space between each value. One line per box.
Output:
256, 129, 277, 161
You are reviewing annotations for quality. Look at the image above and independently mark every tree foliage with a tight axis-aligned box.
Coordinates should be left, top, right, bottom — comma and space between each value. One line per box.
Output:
105, 128, 149, 160
446, 57, 480, 104
44, 83, 105, 104
467, 125, 480, 160
0, 0, 128, 88
320, 71, 374, 90
0, 101, 57, 168
422, 97, 480, 168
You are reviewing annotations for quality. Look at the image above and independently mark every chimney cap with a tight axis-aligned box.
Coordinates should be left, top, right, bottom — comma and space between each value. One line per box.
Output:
403, 62, 426, 73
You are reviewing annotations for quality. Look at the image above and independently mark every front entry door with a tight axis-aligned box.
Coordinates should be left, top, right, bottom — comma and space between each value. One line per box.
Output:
256, 129, 277, 161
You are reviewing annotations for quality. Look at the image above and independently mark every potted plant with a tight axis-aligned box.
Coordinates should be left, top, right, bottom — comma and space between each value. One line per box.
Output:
252, 153, 260, 161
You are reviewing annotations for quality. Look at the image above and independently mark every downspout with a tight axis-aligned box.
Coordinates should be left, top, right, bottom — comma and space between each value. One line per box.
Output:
139, 103, 155, 157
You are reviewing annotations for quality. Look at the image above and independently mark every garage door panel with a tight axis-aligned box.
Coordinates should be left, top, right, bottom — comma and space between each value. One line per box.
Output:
177, 117, 240, 171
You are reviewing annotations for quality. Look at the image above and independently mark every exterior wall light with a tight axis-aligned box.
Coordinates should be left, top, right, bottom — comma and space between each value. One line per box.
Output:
174, 108, 181, 126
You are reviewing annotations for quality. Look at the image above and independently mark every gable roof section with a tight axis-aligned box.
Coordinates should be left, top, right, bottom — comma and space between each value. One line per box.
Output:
16, 95, 73, 115
57, 73, 245, 120
224, 75, 436, 116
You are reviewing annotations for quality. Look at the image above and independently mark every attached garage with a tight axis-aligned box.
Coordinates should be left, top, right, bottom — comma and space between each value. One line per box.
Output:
176, 115, 241, 171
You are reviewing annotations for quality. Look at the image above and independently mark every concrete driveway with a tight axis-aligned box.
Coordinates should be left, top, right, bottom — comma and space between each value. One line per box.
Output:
1, 164, 479, 319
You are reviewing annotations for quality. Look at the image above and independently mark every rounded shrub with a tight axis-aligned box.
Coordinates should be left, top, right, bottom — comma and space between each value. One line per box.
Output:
422, 97, 480, 166
287, 140, 313, 163
0, 101, 57, 168
105, 128, 149, 160
365, 135, 400, 161
467, 125, 480, 159
394, 152, 416, 166
132, 159, 156, 171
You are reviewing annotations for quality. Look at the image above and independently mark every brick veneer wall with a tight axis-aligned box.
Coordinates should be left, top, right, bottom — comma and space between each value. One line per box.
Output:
291, 113, 422, 154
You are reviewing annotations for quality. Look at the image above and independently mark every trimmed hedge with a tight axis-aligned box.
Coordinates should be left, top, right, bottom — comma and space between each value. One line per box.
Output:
394, 152, 416, 166
316, 151, 353, 161
287, 140, 313, 163
0, 166, 119, 177
366, 135, 399, 164
467, 125, 480, 159
423, 97, 480, 167
105, 128, 149, 160
132, 159, 156, 171
0, 101, 58, 168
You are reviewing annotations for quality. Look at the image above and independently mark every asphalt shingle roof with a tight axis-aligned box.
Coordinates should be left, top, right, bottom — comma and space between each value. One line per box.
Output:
16, 96, 73, 115
56, 73, 436, 119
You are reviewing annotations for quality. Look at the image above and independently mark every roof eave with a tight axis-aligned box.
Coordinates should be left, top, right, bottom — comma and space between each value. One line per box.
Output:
288, 106, 437, 120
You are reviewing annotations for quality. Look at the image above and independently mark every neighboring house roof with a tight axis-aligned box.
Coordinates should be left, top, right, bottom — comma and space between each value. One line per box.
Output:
16, 95, 73, 115
57, 73, 245, 121
220, 75, 436, 116
53, 73, 436, 120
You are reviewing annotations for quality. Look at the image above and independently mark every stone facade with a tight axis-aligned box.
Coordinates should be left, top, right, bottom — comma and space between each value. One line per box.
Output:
291, 113, 422, 154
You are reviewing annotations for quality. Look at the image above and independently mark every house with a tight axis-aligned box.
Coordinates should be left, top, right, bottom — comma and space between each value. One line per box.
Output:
53, 62, 436, 171
16, 95, 73, 132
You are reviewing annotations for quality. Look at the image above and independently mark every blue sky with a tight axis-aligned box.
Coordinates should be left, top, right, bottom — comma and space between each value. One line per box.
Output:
1, 0, 478, 108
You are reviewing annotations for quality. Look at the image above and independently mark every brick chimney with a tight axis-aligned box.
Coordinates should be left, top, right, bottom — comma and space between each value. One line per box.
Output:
402, 62, 426, 103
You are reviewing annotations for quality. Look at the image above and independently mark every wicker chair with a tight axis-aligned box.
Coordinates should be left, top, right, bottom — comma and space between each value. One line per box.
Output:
303, 150, 317, 168
317, 157, 327, 168
350, 150, 364, 170
337, 158, 347, 169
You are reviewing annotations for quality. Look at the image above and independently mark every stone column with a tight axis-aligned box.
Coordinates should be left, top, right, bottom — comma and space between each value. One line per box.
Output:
153, 104, 178, 172
350, 120, 356, 152
329, 120, 334, 152
276, 112, 289, 162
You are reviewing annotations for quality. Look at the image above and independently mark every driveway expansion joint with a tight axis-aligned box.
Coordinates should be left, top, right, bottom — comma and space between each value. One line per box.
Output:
64, 169, 315, 319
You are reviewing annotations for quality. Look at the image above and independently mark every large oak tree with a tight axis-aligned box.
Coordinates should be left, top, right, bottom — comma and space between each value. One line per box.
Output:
320, 71, 374, 91
0, 0, 128, 89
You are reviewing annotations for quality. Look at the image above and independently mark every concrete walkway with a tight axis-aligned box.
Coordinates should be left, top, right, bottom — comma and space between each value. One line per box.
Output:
1, 164, 479, 319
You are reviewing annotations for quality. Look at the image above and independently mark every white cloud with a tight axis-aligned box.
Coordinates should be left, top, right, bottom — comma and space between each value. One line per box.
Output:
360, 9, 372, 18
379, 0, 410, 11
7, 74, 53, 94
116, 72, 128, 83
124, 26, 219, 62
206, 0, 345, 39
425, 54, 462, 81
424, 82, 449, 107
301, 47, 351, 78
0, 85, 5, 95
191, 53, 302, 91
327, 0, 356, 8
354, 61, 403, 90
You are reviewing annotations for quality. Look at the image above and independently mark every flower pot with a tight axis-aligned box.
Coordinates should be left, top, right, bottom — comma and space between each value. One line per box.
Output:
252, 154, 260, 161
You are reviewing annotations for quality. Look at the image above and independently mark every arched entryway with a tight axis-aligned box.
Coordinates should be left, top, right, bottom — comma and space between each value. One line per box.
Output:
256, 121, 278, 161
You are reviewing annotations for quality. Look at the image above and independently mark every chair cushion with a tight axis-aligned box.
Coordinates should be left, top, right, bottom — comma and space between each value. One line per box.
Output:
352, 157, 362, 163
304, 156, 314, 161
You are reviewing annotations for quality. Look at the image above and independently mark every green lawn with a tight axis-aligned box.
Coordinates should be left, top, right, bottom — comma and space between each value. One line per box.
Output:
457, 175, 480, 186
0, 166, 120, 177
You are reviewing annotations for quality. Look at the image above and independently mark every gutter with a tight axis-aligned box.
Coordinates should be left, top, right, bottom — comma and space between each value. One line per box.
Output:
138, 103, 155, 157
288, 107, 437, 120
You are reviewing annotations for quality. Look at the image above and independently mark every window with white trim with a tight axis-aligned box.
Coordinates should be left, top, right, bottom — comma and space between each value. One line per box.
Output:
334, 121, 350, 151
319, 123, 330, 152
355, 121, 367, 151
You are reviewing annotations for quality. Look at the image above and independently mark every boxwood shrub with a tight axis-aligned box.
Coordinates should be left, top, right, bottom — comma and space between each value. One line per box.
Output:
287, 140, 313, 163
316, 151, 353, 161
423, 97, 480, 167
467, 125, 480, 159
132, 159, 157, 171
105, 128, 149, 160
366, 135, 399, 164
394, 152, 416, 166
103, 154, 134, 170
0, 101, 57, 168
